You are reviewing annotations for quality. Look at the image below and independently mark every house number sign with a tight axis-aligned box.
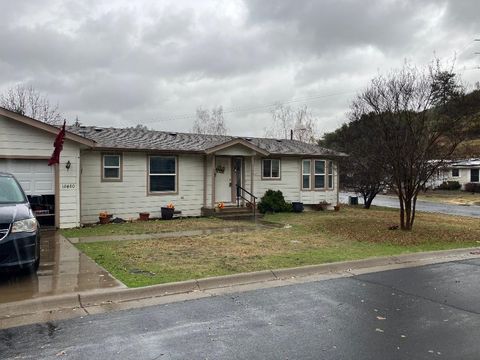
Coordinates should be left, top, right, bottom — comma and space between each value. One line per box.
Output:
61, 183, 76, 190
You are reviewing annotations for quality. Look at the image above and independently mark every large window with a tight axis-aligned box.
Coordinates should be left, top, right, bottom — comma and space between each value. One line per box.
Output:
452, 168, 459, 177
302, 160, 311, 190
328, 161, 334, 189
302, 159, 335, 190
314, 160, 325, 189
262, 159, 281, 179
471, 169, 479, 183
149, 156, 177, 193
102, 154, 122, 181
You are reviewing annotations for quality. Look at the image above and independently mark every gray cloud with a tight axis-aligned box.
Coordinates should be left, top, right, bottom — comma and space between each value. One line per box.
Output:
0, 0, 478, 137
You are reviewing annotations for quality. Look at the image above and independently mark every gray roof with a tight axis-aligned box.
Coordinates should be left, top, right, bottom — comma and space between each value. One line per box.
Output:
67, 126, 345, 157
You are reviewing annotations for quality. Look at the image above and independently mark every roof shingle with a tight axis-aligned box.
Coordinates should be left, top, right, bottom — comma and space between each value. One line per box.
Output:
68, 126, 345, 157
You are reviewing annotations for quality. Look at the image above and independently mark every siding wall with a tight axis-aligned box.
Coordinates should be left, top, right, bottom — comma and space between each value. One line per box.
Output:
80, 151, 205, 223
442, 168, 479, 188
250, 157, 338, 205
0, 115, 81, 228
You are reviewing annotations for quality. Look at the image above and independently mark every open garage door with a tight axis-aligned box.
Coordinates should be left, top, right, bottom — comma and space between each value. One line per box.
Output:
0, 159, 55, 226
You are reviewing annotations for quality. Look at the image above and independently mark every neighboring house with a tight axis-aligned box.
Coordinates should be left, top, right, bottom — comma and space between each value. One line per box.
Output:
427, 158, 480, 189
0, 107, 346, 228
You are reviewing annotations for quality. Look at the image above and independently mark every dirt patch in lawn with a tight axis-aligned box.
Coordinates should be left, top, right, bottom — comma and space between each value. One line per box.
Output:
62, 217, 256, 238
76, 207, 480, 287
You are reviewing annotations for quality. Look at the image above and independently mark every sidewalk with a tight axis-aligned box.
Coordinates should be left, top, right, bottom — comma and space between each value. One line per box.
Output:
1, 246, 479, 330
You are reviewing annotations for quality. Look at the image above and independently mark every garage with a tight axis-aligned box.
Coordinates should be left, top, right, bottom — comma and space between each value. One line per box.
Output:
0, 159, 56, 226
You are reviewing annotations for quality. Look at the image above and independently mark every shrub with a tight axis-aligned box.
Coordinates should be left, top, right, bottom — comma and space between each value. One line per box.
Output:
437, 181, 461, 190
257, 190, 292, 213
313, 201, 331, 211
464, 182, 480, 193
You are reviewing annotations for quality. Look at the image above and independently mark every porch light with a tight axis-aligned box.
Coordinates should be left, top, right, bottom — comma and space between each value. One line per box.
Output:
65, 160, 71, 170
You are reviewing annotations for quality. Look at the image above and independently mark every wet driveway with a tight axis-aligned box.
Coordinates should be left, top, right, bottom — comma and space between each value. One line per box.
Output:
0, 231, 123, 304
340, 192, 480, 218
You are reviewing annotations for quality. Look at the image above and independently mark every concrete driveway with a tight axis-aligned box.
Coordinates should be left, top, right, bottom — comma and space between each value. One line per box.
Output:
0, 231, 123, 304
340, 192, 480, 218
1, 258, 479, 359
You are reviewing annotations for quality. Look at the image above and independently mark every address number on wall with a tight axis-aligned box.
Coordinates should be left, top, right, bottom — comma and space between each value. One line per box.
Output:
61, 183, 77, 190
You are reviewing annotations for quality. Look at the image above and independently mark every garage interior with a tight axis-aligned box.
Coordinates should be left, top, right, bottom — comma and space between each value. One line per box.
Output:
0, 159, 55, 227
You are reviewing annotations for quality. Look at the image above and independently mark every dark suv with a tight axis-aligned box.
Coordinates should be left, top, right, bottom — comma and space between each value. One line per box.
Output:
0, 172, 40, 273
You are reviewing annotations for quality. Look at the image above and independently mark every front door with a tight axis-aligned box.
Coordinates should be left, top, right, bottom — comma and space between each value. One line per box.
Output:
231, 157, 243, 202
215, 157, 232, 203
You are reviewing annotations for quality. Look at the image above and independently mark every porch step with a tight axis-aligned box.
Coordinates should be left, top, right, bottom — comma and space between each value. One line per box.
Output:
201, 206, 262, 219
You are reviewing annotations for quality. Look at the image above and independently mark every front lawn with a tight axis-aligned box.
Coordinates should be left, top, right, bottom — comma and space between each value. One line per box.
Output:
62, 217, 256, 238
417, 190, 480, 206
75, 207, 480, 287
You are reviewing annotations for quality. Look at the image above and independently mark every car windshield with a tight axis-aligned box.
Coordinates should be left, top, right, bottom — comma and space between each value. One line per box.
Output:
0, 176, 27, 204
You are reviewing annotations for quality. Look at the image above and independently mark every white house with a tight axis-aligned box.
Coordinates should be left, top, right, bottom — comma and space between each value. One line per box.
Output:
437, 159, 480, 189
0, 107, 346, 228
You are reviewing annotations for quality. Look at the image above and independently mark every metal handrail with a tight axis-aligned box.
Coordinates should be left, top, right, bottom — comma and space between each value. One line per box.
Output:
236, 184, 257, 218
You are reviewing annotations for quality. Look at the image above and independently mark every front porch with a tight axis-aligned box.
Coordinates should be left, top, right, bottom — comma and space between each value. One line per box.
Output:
202, 138, 268, 215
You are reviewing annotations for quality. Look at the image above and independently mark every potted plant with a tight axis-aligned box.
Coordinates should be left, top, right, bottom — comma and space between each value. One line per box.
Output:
314, 201, 331, 211
139, 212, 150, 221
334, 204, 340, 212
99, 211, 113, 224
215, 202, 225, 212
161, 203, 175, 220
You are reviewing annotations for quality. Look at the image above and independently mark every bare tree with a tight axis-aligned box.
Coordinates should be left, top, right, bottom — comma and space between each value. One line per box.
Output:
265, 104, 317, 143
192, 106, 228, 135
351, 62, 474, 230
0, 84, 63, 125
320, 114, 387, 209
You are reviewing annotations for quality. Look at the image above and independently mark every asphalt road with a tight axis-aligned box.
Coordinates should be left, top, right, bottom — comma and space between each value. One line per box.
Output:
340, 192, 480, 218
2, 259, 480, 359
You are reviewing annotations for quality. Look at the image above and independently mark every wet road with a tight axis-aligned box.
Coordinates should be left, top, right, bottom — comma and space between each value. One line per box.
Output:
1, 259, 480, 359
340, 192, 480, 218
0, 231, 122, 304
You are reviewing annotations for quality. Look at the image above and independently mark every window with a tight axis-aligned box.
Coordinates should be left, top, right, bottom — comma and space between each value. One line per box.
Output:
452, 168, 459, 177
149, 156, 177, 193
471, 169, 479, 183
302, 160, 311, 190
327, 161, 334, 189
102, 154, 121, 181
262, 159, 281, 179
314, 160, 325, 189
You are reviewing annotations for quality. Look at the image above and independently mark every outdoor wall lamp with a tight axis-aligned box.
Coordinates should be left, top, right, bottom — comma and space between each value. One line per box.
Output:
65, 160, 71, 170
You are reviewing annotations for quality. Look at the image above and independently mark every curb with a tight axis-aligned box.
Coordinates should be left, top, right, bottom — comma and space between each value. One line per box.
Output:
1, 247, 479, 320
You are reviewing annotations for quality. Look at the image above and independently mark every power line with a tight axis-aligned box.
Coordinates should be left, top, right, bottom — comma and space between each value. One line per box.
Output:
150, 89, 357, 124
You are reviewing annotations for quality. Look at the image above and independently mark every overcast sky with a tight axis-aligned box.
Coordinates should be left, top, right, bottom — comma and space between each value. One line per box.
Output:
0, 0, 479, 137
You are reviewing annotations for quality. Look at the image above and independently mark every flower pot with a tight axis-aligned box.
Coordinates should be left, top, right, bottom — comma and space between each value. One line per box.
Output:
139, 212, 150, 221
99, 214, 112, 224
161, 207, 174, 220
334, 205, 340, 212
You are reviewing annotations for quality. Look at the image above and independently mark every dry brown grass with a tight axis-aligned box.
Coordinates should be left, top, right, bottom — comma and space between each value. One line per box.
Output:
77, 206, 480, 287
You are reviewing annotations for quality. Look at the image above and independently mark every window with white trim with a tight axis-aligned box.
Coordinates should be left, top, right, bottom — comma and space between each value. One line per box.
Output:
302, 160, 311, 190
314, 160, 325, 189
149, 156, 177, 193
262, 159, 281, 179
102, 154, 121, 180
327, 161, 334, 189
452, 168, 459, 177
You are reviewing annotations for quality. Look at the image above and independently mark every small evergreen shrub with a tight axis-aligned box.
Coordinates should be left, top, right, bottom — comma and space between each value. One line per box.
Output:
464, 182, 480, 193
257, 190, 292, 213
437, 181, 461, 190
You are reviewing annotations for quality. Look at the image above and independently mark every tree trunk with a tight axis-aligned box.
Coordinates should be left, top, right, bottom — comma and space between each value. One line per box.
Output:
404, 198, 412, 231
364, 194, 375, 209
399, 195, 406, 230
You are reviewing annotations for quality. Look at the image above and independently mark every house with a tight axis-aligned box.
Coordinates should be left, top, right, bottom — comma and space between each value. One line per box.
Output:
435, 159, 480, 189
0, 107, 346, 228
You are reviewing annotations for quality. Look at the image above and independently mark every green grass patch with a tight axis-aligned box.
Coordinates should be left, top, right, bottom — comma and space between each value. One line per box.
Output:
75, 207, 480, 287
